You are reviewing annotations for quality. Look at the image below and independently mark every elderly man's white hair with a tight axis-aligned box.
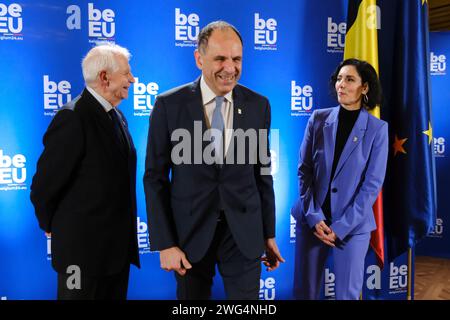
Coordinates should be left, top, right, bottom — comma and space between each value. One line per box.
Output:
82, 43, 131, 85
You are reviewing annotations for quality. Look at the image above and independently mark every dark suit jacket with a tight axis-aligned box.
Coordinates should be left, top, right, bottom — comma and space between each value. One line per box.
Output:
30, 89, 140, 277
143, 79, 275, 263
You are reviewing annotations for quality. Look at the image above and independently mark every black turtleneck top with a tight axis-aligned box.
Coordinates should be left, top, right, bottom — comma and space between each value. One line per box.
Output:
322, 106, 361, 221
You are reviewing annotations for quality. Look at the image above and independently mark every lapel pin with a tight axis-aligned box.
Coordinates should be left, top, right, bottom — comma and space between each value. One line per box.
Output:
353, 136, 358, 142
237, 108, 242, 115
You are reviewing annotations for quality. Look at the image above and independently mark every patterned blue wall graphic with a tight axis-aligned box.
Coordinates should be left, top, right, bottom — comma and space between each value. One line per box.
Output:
0, 0, 433, 300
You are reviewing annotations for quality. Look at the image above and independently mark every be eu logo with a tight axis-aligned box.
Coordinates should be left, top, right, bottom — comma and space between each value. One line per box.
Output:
43, 75, 72, 116
327, 17, 345, 53
289, 214, 296, 243
324, 268, 335, 299
430, 52, 446, 75
254, 13, 277, 51
428, 218, 443, 238
259, 277, 276, 300
133, 77, 159, 116
291, 81, 314, 116
0, 3, 23, 40
434, 136, 445, 157
137, 217, 150, 254
175, 8, 199, 47
389, 262, 407, 292
87, 3, 115, 40
66, 3, 115, 44
0, 149, 26, 191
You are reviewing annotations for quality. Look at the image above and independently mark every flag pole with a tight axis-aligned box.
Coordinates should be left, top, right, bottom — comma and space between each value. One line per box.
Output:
407, 247, 413, 300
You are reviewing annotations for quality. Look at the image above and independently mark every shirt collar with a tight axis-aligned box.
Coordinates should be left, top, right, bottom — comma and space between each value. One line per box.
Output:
200, 76, 233, 105
86, 86, 114, 113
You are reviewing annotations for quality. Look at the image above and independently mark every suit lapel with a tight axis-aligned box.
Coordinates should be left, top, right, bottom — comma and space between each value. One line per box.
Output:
323, 107, 339, 184
231, 85, 245, 131
188, 81, 247, 166
186, 78, 206, 126
186, 79, 210, 153
82, 89, 128, 160
332, 108, 368, 180
224, 85, 246, 162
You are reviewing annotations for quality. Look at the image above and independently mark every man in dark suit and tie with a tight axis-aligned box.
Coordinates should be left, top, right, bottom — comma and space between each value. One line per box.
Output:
144, 21, 284, 300
30, 44, 139, 300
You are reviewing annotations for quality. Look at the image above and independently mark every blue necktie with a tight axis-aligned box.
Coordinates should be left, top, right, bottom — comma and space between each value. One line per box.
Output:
211, 96, 225, 161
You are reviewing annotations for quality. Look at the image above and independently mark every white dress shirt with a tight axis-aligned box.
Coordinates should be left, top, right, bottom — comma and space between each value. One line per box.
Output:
200, 76, 234, 155
86, 86, 114, 113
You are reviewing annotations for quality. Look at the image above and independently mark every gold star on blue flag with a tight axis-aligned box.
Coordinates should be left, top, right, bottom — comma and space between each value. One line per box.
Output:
422, 122, 433, 145
382, 0, 437, 261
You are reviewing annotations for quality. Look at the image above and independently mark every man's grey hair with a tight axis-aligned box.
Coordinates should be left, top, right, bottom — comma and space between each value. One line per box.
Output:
82, 43, 131, 85
197, 20, 243, 54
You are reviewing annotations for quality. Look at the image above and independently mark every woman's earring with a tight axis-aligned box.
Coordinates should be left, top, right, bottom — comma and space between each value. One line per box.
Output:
363, 93, 368, 104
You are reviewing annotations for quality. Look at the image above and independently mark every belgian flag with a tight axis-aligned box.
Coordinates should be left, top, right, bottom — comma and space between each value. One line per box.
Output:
344, 0, 384, 268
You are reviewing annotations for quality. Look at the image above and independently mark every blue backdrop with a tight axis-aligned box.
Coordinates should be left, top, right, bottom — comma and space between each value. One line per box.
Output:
1, 0, 438, 300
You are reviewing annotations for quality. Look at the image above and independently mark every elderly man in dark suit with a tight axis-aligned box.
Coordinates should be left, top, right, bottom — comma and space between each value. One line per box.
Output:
30, 43, 139, 300
144, 21, 284, 300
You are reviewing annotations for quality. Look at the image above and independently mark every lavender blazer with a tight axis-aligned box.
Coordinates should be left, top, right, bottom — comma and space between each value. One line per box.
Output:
292, 106, 388, 240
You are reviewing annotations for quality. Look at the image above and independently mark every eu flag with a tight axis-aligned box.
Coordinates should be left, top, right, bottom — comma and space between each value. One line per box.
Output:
382, 0, 437, 261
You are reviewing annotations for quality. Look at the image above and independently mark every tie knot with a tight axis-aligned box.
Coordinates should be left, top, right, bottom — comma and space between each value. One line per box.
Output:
215, 96, 224, 107
109, 109, 122, 123
109, 109, 117, 117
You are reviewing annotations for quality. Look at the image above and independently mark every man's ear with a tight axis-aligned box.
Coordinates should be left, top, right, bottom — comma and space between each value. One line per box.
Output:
99, 70, 109, 86
194, 49, 203, 70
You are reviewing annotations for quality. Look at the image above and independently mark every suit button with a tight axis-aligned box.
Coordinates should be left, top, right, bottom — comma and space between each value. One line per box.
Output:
331, 188, 338, 193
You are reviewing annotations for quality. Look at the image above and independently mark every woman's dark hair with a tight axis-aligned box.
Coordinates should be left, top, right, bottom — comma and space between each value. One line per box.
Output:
330, 58, 382, 110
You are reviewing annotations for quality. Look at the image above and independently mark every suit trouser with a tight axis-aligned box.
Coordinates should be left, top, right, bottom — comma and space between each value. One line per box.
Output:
293, 221, 370, 300
57, 263, 130, 300
175, 216, 261, 300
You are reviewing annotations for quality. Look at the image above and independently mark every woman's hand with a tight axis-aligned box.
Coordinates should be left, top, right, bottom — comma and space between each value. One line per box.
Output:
313, 221, 336, 247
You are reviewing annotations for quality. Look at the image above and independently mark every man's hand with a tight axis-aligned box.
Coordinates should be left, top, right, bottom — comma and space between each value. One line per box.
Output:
45, 232, 51, 237
313, 221, 336, 247
261, 238, 285, 271
160, 246, 192, 276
